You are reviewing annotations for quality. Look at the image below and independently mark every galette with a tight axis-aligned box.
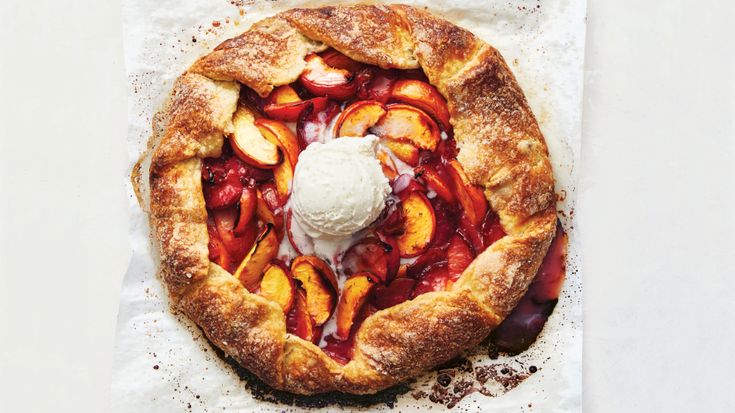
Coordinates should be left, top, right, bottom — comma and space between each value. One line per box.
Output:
136, 4, 561, 395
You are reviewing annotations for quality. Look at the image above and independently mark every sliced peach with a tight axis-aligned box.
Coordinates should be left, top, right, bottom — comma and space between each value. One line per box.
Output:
255, 188, 284, 242
372, 277, 416, 310
298, 54, 357, 100
259, 261, 296, 313
233, 186, 257, 236
320, 49, 364, 72
412, 262, 451, 298
230, 105, 281, 168
290, 256, 337, 326
446, 160, 488, 226
376, 150, 398, 180
458, 213, 484, 255
376, 203, 405, 237
267, 85, 301, 105
294, 255, 338, 293
391, 173, 426, 196
254, 118, 300, 168
415, 163, 455, 203
254, 118, 297, 201
356, 69, 397, 104
272, 154, 293, 201
395, 192, 436, 258
286, 287, 316, 342
285, 210, 315, 256
211, 207, 256, 264
334, 100, 386, 138
259, 181, 283, 210
383, 138, 419, 166
390, 80, 451, 131
447, 234, 474, 281
233, 223, 279, 292
335, 274, 375, 340
397, 263, 408, 279
372, 104, 440, 151
297, 99, 341, 149
207, 218, 234, 272
341, 238, 399, 283
264, 97, 329, 123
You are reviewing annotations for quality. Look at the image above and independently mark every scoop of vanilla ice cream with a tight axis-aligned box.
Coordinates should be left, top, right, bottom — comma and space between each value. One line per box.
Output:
291, 135, 390, 238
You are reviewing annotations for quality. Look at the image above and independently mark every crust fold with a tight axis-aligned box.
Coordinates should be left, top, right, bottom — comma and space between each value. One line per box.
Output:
190, 16, 326, 97
178, 264, 287, 387
283, 5, 418, 69
141, 4, 559, 395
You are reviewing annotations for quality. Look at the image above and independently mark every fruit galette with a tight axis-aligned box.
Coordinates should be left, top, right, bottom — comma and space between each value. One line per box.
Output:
138, 4, 560, 395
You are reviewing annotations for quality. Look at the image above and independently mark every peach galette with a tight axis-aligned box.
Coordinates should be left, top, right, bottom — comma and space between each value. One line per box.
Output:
138, 4, 562, 395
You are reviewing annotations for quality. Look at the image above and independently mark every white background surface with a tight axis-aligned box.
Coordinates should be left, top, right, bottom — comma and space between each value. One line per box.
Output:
0, 0, 733, 412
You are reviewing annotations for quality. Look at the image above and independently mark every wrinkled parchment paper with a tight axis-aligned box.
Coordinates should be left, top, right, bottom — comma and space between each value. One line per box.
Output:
113, 1, 586, 411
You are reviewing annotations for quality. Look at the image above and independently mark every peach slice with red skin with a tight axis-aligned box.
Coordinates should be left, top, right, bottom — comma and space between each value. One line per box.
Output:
415, 163, 455, 203
271, 155, 293, 202
259, 261, 296, 313
356, 69, 397, 104
335, 273, 375, 340
320, 49, 365, 72
341, 237, 399, 284
391, 173, 426, 196
285, 209, 315, 256
376, 150, 398, 180
207, 218, 235, 272
230, 105, 281, 168
254, 117, 299, 200
267, 85, 301, 104
412, 262, 451, 297
390, 80, 451, 131
395, 191, 436, 258
298, 255, 339, 292
383, 138, 419, 166
446, 160, 488, 226
233, 187, 257, 236
297, 99, 341, 149
334, 100, 386, 138
233, 223, 279, 292
299, 54, 357, 100
255, 185, 285, 241
372, 277, 416, 310
290, 256, 338, 326
447, 234, 474, 282
372, 104, 440, 151
254, 118, 300, 169
211, 208, 257, 264
264, 93, 329, 123
286, 287, 317, 342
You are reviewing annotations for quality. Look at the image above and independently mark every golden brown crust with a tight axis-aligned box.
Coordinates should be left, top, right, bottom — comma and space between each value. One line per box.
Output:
151, 72, 239, 168
179, 264, 287, 387
447, 46, 555, 234
149, 158, 209, 299
282, 337, 341, 394
139, 4, 559, 395
283, 5, 418, 69
340, 289, 501, 393
189, 16, 326, 97
391, 5, 483, 89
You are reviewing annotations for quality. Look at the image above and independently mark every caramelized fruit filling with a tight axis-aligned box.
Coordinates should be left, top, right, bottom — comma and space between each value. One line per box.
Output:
201, 49, 566, 364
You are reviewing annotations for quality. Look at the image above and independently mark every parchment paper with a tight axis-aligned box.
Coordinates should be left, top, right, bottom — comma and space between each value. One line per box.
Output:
113, 1, 586, 411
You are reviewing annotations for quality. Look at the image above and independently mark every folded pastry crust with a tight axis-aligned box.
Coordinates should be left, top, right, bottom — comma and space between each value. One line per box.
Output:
137, 4, 557, 395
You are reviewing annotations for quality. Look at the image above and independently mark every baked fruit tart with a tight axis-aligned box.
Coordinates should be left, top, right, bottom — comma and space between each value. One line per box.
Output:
138, 4, 561, 395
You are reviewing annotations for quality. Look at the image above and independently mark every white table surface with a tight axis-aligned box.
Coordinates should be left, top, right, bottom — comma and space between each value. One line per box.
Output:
0, 0, 733, 412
